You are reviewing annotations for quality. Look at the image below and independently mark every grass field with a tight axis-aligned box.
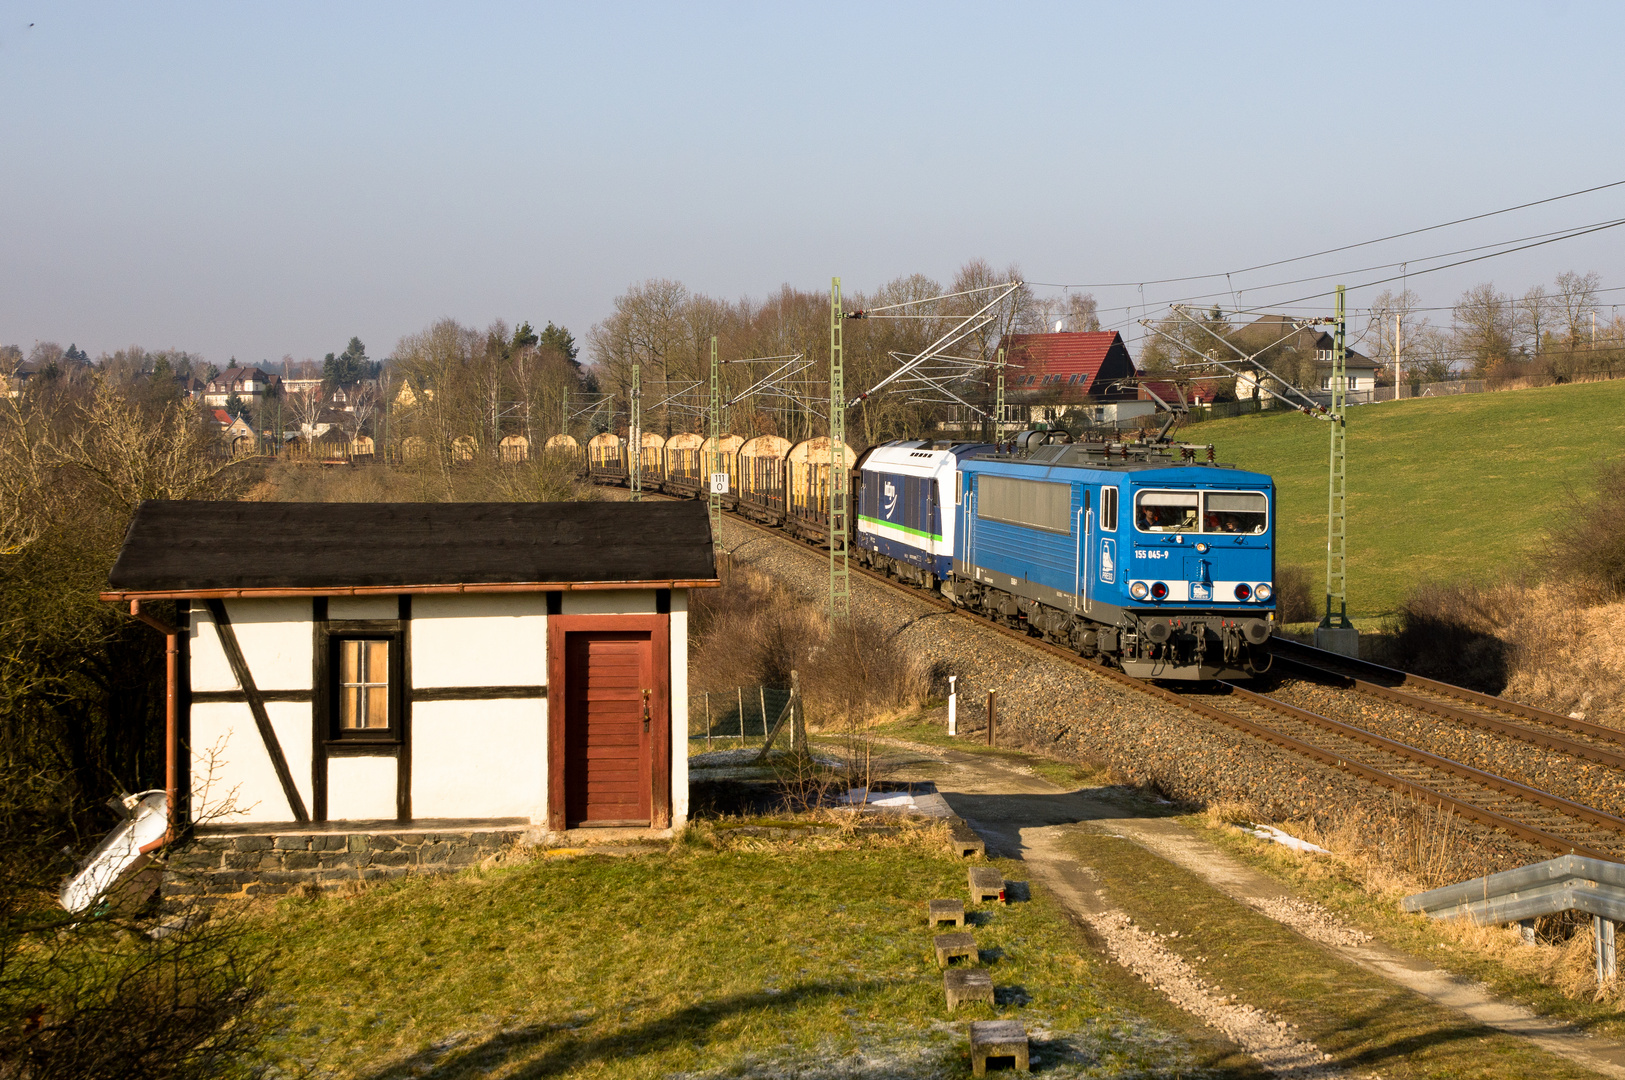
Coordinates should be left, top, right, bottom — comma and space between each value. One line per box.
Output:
1186, 379, 1625, 619
243, 830, 1258, 1078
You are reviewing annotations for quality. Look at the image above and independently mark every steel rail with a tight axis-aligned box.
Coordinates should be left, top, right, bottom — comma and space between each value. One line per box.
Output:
1270, 654, 1625, 772
1270, 637, 1625, 746
611, 477, 1623, 861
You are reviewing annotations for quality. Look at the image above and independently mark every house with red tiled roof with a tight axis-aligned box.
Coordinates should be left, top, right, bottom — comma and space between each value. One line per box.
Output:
1137, 379, 1231, 407
1001, 331, 1138, 404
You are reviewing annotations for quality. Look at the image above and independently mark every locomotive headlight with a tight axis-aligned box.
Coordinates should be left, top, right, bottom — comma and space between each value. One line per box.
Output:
1234, 583, 1252, 601
1254, 583, 1273, 602
1129, 581, 1150, 600
1195, 542, 1209, 553
1150, 581, 1169, 601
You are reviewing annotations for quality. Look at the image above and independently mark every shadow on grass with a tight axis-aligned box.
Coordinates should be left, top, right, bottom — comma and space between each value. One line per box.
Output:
360, 979, 880, 1080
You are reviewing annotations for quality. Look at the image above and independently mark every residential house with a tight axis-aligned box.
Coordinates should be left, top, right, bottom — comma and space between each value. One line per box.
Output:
202, 366, 281, 408
1228, 315, 1380, 404
1000, 331, 1138, 424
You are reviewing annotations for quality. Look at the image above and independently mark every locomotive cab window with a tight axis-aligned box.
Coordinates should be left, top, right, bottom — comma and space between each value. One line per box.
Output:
1134, 491, 1199, 533
1204, 492, 1268, 534
1101, 487, 1118, 530
1134, 490, 1268, 535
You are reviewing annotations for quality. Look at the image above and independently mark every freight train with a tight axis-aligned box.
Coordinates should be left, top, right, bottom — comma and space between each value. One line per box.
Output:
577, 428, 1276, 680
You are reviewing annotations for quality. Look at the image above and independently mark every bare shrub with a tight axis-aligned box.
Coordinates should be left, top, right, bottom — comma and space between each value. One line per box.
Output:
689, 564, 926, 722
1273, 564, 1317, 624
1391, 580, 1516, 692
1542, 458, 1625, 600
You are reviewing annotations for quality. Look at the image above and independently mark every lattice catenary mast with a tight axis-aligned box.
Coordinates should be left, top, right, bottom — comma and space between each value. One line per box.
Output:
828, 278, 850, 625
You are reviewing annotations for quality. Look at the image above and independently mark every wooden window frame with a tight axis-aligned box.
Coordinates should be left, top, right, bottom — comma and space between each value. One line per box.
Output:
325, 623, 405, 746
546, 612, 671, 833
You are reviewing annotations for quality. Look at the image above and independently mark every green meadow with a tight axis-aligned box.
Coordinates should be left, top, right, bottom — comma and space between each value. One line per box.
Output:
1186, 380, 1625, 620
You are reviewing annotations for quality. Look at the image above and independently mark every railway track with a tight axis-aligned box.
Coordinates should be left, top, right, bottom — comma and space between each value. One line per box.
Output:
649, 484, 1625, 863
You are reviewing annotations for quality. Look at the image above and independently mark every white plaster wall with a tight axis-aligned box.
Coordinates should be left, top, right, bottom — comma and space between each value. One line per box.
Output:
562, 589, 656, 615
190, 701, 312, 823
412, 594, 547, 688
189, 600, 312, 692
329, 596, 398, 621
670, 592, 689, 829
326, 756, 398, 820
224, 599, 312, 689
411, 699, 547, 819
188, 608, 236, 692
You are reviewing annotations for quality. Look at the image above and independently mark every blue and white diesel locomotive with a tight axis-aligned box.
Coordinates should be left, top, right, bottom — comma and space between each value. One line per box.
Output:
854, 434, 1276, 679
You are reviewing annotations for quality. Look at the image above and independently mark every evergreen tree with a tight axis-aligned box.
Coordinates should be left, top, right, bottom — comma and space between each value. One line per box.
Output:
538, 322, 579, 368
511, 321, 539, 350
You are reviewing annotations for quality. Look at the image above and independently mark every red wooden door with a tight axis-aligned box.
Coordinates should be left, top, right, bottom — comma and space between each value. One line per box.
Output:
563, 631, 652, 826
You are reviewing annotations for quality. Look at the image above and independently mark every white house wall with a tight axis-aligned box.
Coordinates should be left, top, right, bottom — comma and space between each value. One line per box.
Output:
411, 699, 547, 819
185, 590, 688, 830
326, 756, 398, 820
669, 592, 689, 827
412, 594, 547, 687
190, 700, 311, 823
563, 589, 655, 615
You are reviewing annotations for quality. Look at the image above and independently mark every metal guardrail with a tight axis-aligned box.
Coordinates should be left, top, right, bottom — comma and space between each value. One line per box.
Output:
1403, 854, 1622, 981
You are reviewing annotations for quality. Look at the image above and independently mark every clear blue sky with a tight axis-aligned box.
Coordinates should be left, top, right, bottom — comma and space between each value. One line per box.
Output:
4, 1, 1624, 365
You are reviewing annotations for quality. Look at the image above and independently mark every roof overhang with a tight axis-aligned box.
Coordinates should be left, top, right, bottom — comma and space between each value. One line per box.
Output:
100, 577, 720, 603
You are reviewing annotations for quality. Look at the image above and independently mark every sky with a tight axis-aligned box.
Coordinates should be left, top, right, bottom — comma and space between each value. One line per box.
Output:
4, 1, 1625, 366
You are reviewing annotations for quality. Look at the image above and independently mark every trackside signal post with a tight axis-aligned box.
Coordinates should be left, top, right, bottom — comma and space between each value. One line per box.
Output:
1316, 286, 1358, 656
829, 278, 851, 625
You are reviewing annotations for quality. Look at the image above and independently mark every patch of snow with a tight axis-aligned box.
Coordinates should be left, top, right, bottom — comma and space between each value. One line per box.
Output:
1239, 823, 1330, 855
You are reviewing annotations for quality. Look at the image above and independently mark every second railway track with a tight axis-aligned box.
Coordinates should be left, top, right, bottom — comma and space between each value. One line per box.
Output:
669, 488, 1625, 863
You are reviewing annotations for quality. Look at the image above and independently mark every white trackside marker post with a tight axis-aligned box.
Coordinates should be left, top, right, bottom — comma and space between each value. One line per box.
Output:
948, 675, 958, 736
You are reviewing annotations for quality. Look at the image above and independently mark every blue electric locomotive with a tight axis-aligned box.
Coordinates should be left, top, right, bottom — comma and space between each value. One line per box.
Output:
856, 434, 1276, 680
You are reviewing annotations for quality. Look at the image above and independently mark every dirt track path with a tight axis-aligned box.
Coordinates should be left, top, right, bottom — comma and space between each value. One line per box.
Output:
879, 737, 1625, 1080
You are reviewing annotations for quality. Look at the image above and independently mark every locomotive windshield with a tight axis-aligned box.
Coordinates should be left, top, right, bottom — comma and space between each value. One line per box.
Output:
1134, 490, 1268, 535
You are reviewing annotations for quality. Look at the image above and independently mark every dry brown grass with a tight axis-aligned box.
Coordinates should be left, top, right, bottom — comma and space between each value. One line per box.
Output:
1205, 794, 1625, 1005
1391, 578, 1625, 728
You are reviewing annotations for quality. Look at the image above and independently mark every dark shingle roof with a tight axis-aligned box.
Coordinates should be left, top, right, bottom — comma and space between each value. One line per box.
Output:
105, 500, 716, 597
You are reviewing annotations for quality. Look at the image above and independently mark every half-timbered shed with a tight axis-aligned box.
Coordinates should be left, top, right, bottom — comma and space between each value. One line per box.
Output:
101, 500, 718, 842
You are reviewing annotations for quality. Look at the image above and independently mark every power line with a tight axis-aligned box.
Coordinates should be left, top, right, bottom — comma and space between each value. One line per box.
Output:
1029, 178, 1625, 291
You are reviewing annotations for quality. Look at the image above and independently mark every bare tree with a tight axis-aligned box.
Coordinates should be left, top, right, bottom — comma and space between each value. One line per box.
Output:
1514, 284, 1553, 363
288, 386, 325, 443
1555, 270, 1601, 352
1366, 288, 1423, 385
1452, 283, 1514, 375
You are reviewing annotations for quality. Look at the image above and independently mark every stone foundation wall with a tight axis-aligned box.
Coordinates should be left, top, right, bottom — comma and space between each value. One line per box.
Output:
163, 827, 528, 904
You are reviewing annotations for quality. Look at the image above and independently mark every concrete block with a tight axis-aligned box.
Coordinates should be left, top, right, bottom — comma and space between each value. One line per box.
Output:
928, 899, 966, 927
934, 932, 978, 967
969, 867, 1004, 904
1314, 626, 1359, 658
944, 968, 994, 1011
951, 826, 987, 859
969, 1019, 1028, 1076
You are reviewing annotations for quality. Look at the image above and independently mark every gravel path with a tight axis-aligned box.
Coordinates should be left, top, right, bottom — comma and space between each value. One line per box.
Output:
717, 516, 1551, 876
